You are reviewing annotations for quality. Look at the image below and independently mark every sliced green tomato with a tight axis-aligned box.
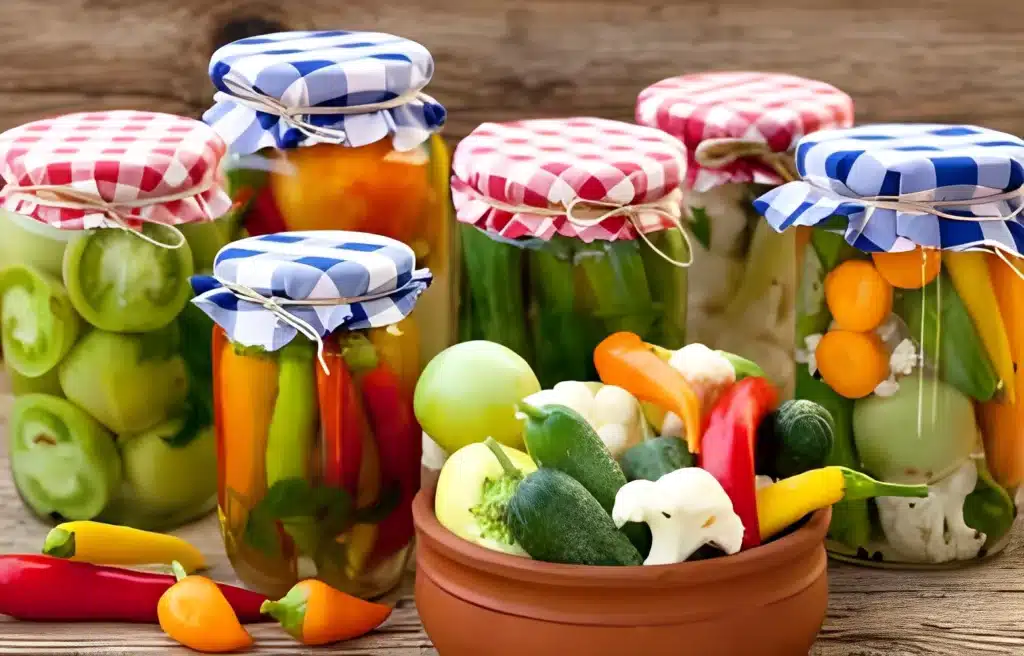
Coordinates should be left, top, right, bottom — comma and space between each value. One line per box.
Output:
9, 394, 121, 520
0, 265, 82, 377
6, 362, 64, 397
118, 419, 216, 515
58, 328, 189, 434
62, 224, 194, 332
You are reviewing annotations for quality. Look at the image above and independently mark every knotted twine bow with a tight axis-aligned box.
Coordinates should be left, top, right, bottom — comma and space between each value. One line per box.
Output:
694, 138, 799, 183
461, 187, 694, 268
2, 175, 221, 249
212, 276, 424, 376
216, 77, 432, 145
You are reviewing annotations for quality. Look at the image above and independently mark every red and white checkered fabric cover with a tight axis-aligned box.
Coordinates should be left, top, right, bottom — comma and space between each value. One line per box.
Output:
451, 117, 687, 242
636, 72, 854, 192
0, 110, 232, 230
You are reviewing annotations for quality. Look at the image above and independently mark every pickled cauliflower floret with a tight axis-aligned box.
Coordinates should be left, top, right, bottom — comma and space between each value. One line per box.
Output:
666, 343, 737, 410
875, 459, 985, 563
874, 338, 919, 398
797, 333, 823, 376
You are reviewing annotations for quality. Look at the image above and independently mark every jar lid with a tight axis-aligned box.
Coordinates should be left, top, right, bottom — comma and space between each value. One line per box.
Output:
754, 123, 1024, 255
636, 72, 854, 192
451, 117, 687, 243
0, 110, 231, 231
204, 30, 447, 155
190, 231, 432, 356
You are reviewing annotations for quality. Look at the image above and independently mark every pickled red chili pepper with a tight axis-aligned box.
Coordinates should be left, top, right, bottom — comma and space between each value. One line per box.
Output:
0, 555, 268, 623
318, 338, 365, 497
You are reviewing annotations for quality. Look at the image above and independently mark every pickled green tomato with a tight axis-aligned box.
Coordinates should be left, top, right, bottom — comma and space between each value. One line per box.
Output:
0, 265, 82, 377
58, 328, 189, 434
62, 224, 194, 332
118, 420, 216, 515
0, 210, 74, 279
9, 394, 121, 520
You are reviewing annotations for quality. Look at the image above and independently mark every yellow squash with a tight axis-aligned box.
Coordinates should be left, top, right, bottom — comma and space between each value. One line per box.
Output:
979, 253, 1024, 488
42, 521, 207, 573
944, 252, 1015, 401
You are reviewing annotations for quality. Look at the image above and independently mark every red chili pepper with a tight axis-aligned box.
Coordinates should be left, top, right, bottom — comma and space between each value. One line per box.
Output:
0, 555, 268, 623
243, 185, 288, 236
698, 377, 779, 551
359, 364, 422, 565
318, 339, 364, 496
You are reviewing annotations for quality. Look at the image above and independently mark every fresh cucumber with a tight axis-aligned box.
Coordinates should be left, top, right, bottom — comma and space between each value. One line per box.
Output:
518, 401, 650, 555
756, 399, 835, 479
507, 468, 643, 566
618, 437, 694, 482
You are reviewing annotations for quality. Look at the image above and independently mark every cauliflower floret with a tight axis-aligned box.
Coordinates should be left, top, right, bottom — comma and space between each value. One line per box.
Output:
875, 459, 985, 563
666, 343, 737, 411
522, 381, 645, 458
797, 333, 823, 376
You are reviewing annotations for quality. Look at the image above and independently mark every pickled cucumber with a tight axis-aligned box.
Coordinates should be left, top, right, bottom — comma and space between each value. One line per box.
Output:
58, 328, 189, 434
0, 265, 82, 377
62, 224, 194, 332
9, 394, 121, 520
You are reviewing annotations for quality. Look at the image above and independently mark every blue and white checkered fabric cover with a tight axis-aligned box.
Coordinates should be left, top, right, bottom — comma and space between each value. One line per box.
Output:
191, 231, 432, 352
753, 124, 1024, 254
204, 30, 447, 154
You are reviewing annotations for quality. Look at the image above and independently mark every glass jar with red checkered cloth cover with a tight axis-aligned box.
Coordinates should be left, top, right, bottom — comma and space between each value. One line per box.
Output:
450, 116, 690, 390
636, 72, 855, 398
0, 109, 232, 530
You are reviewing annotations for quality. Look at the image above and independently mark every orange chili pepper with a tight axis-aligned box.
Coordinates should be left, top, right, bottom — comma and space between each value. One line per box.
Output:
594, 332, 702, 453
261, 579, 392, 646
158, 561, 253, 653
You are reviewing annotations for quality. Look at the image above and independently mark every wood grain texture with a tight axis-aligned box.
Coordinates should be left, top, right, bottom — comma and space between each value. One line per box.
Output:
1, 365, 1024, 655
0, 0, 1023, 141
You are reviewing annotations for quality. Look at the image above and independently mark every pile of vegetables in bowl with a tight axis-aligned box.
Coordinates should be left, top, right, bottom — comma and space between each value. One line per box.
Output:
414, 334, 930, 566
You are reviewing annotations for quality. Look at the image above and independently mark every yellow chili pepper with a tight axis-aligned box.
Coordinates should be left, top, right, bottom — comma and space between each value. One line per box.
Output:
756, 466, 929, 541
41, 521, 207, 574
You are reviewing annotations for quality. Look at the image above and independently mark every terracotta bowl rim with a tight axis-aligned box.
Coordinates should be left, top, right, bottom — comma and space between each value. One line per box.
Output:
413, 486, 831, 587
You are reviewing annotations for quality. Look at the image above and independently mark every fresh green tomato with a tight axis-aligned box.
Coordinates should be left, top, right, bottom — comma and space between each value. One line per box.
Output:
62, 224, 194, 332
0, 265, 82, 377
118, 420, 216, 515
9, 393, 121, 520
0, 209, 75, 279
414, 341, 541, 453
58, 328, 189, 434
853, 375, 977, 484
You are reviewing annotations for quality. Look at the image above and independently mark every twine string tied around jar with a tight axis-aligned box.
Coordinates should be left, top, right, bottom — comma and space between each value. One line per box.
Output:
464, 187, 694, 268
217, 77, 431, 145
1, 176, 221, 250
211, 276, 423, 376
694, 138, 800, 183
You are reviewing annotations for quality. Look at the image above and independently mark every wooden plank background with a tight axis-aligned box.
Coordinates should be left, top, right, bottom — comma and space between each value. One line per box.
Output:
0, 0, 1021, 139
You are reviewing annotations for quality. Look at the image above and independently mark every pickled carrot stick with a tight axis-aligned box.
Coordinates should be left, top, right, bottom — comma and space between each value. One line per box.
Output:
217, 335, 279, 533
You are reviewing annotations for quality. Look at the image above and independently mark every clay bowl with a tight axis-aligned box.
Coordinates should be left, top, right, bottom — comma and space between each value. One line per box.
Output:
413, 487, 830, 656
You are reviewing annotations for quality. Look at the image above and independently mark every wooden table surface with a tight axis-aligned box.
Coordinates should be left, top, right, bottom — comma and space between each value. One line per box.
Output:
1, 383, 1023, 656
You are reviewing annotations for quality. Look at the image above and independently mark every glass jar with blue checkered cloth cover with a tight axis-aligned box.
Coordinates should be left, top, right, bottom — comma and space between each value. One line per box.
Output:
753, 123, 1023, 568
203, 30, 456, 372
190, 230, 431, 599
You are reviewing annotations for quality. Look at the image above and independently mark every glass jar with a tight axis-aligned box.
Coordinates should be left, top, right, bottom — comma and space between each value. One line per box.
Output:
755, 122, 1024, 567
636, 72, 856, 396
452, 117, 690, 389
0, 110, 233, 530
192, 230, 432, 599
203, 30, 455, 371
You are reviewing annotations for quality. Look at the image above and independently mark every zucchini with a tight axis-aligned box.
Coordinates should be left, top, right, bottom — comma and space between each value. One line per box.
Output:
756, 399, 835, 479
618, 437, 694, 482
507, 468, 643, 566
